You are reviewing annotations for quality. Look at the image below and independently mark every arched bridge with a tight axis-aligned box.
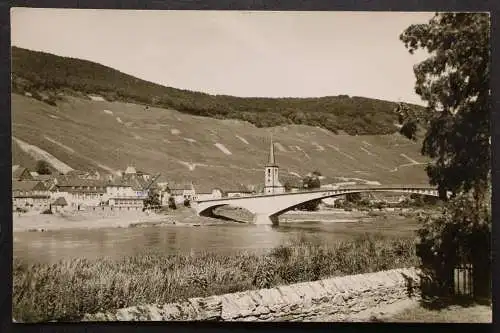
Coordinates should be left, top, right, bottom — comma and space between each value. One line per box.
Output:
193, 185, 440, 225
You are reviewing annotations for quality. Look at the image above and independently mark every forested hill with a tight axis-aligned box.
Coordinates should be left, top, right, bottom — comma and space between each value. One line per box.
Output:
11, 46, 424, 135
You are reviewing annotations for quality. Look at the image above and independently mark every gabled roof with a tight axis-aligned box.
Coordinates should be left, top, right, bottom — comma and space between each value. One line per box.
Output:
124, 166, 137, 174
52, 197, 68, 206
12, 180, 46, 192
33, 174, 55, 182
12, 167, 33, 180
194, 185, 215, 194
56, 176, 107, 188
170, 189, 185, 196
55, 176, 107, 193
107, 174, 152, 191
66, 170, 87, 177
169, 183, 195, 191
225, 184, 254, 193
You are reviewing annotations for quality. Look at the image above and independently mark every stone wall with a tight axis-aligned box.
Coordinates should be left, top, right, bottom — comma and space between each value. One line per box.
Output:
83, 267, 422, 322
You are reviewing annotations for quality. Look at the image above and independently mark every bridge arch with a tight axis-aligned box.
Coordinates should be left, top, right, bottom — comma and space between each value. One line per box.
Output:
198, 204, 228, 218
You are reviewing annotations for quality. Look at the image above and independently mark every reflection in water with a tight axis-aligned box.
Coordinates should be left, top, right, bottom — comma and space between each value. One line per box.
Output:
14, 218, 418, 265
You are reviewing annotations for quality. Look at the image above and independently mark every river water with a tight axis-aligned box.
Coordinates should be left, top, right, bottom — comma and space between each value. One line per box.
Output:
13, 216, 419, 265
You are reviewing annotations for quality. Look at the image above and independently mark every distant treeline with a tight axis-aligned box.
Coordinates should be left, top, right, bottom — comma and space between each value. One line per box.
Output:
11, 46, 424, 135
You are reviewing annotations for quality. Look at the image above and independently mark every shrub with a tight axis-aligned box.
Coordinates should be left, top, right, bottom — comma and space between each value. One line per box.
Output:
41, 209, 52, 215
416, 191, 491, 299
168, 197, 176, 210
35, 160, 52, 175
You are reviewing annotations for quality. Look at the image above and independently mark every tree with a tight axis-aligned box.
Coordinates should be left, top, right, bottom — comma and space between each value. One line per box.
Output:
399, 13, 490, 200
345, 192, 362, 203
144, 188, 161, 209
416, 191, 491, 298
283, 181, 293, 192
297, 172, 322, 211
35, 160, 52, 175
401, 13, 492, 300
168, 196, 177, 210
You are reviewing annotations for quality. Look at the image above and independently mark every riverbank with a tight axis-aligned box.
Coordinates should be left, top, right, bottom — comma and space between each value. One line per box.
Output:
13, 206, 424, 233
12, 207, 242, 232
13, 233, 419, 322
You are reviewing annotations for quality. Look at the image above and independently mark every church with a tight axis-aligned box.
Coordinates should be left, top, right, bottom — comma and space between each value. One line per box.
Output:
264, 138, 286, 195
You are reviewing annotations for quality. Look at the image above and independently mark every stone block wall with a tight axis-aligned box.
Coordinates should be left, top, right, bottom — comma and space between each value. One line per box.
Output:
83, 267, 422, 322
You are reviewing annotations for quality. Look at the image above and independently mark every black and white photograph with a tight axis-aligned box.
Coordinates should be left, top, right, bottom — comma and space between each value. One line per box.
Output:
10, 9, 491, 323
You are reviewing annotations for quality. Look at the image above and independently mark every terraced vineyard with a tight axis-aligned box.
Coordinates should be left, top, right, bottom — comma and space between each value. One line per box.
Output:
12, 93, 430, 189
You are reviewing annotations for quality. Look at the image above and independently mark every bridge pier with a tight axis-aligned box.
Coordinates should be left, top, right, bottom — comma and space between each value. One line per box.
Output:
253, 214, 279, 226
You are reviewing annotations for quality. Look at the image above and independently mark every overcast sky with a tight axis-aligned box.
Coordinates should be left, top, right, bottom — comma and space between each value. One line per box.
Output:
11, 9, 433, 105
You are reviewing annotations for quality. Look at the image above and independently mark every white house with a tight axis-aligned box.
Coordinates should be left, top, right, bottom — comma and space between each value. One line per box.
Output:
12, 180, 51, 211
194, 186, 223, 201
105, 178, 148, 209
52, 177, 107, 210
169, 183, 196, 204
225, 184, 254, 198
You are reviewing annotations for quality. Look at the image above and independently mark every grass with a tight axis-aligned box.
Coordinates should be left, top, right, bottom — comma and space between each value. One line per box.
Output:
13, 233, 419, 322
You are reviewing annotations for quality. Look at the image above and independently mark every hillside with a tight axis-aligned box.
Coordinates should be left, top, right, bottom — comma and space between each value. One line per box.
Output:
11, 46, 425, 136
11, 93, 431, 189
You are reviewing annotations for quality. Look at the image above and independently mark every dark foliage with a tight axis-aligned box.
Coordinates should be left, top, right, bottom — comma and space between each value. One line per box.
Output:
143, 189, 161, 209
296, 173, 321, 211
416, 192, 491, 299
400, 13, 490, 198
345, 192, 362, 203
168, 196, 177, 210
11, 46, 425, 136
35, 160, 51, 175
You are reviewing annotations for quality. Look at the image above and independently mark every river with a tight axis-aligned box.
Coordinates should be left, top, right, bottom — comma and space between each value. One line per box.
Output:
13, 214, 419, 265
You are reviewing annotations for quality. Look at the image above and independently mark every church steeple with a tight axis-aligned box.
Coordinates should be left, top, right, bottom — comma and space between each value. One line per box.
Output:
267, 136, 276, 166
264, 135, 285, 195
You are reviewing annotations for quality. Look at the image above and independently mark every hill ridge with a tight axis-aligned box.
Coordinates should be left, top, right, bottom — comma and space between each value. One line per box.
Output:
11, 46, 425, 136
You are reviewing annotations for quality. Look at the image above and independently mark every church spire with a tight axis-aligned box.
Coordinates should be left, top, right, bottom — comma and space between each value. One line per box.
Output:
268, 135, 276, 166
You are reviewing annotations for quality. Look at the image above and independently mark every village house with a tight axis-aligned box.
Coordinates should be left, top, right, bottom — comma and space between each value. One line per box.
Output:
51, 196, 68, 213
66, 169, 101, 180
12, 165, 34, 181
12, 180, 51, 211
193, 185, 223, 201
136, 170, 152, 182
169, 183, 196, 204
153, 175, 171, 206
224, 184, 254, 198
31, 173, 57, 190
105, 177, 149, 210
52, 176, 107, 210
281, 176, 303, 193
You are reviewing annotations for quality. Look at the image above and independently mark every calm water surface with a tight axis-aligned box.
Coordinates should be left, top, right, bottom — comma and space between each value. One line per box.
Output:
14, 217, 419, 264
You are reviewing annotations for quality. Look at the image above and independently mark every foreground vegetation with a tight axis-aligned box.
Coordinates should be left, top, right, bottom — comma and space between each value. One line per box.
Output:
13, 234, 418, 322
11, 46, 426, 135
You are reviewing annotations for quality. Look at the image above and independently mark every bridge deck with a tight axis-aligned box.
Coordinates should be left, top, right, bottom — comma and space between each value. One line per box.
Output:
195, 185, 436, 203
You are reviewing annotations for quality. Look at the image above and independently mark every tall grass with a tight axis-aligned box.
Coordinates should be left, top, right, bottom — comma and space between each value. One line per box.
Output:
13, 233, 419, 322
